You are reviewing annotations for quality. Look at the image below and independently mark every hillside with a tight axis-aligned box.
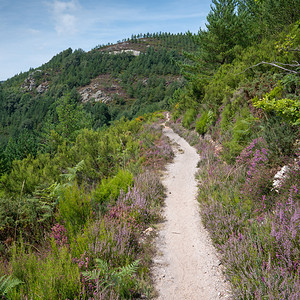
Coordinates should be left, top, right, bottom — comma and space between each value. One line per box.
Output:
0, 0, 299, 298
0, 33, 195, 174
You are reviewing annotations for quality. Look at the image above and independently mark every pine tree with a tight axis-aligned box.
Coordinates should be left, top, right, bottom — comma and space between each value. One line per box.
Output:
198, 0, 252, 67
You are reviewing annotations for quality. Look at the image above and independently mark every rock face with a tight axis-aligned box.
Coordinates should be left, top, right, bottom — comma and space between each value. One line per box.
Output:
21, 70, 49, 94
36, 83, 49, 94
110, 49, 141, 56
22, 74, 36, 91
79, 86, 113, 103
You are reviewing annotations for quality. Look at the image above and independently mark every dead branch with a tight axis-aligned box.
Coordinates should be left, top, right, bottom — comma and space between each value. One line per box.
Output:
236, 61, 300, 75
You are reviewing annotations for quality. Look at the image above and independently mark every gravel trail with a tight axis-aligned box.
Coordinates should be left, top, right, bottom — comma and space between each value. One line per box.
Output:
152, 122, 230, 300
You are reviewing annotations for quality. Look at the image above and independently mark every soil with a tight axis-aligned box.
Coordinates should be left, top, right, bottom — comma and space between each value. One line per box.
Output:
152, 121, 231, 300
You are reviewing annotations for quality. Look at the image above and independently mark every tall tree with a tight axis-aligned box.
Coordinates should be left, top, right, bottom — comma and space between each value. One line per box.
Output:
198, 0, 253, 67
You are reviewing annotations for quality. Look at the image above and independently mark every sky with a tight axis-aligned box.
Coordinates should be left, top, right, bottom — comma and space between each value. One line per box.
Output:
0, 0, 211, 81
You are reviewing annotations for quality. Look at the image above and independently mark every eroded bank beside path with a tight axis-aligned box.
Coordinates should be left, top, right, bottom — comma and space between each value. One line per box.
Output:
152, 123, 230, 300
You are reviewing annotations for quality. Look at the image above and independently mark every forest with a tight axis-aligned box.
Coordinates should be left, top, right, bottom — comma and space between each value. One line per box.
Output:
0, 0, 299, 298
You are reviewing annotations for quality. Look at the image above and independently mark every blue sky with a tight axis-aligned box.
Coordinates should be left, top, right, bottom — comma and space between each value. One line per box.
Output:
0, 0, 211, 81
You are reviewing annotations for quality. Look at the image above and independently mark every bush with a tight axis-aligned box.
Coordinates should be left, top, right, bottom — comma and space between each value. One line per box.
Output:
57, 183, 91, 236
222, 106, 256, 163
260, 115, 298, 164
182, 108, 197, 129
195, 110, 214, 136
9, 240, 80, 299
91, 169, 134, 214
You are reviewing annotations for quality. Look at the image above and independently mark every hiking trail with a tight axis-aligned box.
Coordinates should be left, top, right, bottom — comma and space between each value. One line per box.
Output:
152, 118, 230, 300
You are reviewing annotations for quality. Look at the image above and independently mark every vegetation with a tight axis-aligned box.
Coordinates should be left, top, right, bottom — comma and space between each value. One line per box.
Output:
0, 0, 299, 298
168, 0, 299, 298
0, 113, 173, 298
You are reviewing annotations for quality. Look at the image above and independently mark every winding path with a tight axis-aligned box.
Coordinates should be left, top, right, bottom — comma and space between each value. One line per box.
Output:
152, 122, 230, 300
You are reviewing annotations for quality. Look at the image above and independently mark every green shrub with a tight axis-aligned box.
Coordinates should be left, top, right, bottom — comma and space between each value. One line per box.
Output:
260, 115, 298, 163
9, 240, 80, 299
0, 196, 54, 243
92, 169, 133, 213
57, 183, 91, 236
195, 110, 214, 135
182, 108, 197, 128
220, 103, 233, 134
222, 106, 256, 163
253, 87, 300, 125
0, 153, 61, 196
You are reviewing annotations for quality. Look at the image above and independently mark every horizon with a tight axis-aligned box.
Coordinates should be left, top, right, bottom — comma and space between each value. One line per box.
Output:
0, 0, 211, 81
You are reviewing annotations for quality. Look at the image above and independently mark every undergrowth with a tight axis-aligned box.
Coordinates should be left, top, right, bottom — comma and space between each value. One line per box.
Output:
0, 112, 172, 299
169, 119, 299, 299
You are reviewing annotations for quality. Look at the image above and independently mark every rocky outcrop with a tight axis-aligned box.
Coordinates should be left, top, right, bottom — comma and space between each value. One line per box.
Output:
36, 83, 49, 94
21, 70, 49, 93
80, 86, 113, 103
109, 49, 141, 56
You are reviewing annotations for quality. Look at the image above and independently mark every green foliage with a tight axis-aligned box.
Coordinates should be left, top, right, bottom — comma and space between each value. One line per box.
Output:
198, 0, 254, 67
9, 240, 80, 299
220, 104, 233, 134
195, 110, 214, 135
182, 108, 197, 128
253, 86, 300, 125
59, 160, 85, 184
222, 107, 256, 163
0, 153, 61, 196
55, 93, 92, 141
0, 195, 55, 243
92, 169, 133, 212
57, 183, 91, 236
0, 275, 23, 297
83, 258, 140, 298
260, 115, 298, 162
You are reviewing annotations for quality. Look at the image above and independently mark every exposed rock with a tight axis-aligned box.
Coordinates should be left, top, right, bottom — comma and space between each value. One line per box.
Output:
22, 76, 36, 91
110, 49, 141, 56
21, 70, 47, 93
36, 83, 49, 94
143, 227, 154, 236
273, 165, 290, 191
79, 87, 112, 103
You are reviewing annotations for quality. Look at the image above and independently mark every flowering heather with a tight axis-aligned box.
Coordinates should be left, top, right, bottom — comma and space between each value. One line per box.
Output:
237, 138, 273, 201
140, 136, 174, 169
171, 119, 300, 298
50, 223, 68, 247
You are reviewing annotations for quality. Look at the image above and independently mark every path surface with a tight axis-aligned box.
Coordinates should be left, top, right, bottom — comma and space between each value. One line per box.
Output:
152, 123, 230, 300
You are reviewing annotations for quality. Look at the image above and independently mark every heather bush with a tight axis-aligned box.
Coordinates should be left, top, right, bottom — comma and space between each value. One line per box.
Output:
237, 138, 273, 203
140, 134, 174, 169
260, 115, 298, 164
0, 113, 172, 299
171, 117, 299, 298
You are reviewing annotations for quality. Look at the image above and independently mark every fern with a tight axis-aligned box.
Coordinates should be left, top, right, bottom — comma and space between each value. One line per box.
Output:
82, 259, 140, 296
60, 160, 85, 183
115, 259, 140, 280
0, 275, 23, 297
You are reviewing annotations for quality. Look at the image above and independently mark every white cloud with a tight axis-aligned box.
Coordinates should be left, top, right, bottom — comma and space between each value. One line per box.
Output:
48, 0, 79, 35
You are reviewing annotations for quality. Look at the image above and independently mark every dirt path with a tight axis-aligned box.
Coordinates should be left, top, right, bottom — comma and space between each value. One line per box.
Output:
152, 122, 230, 300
